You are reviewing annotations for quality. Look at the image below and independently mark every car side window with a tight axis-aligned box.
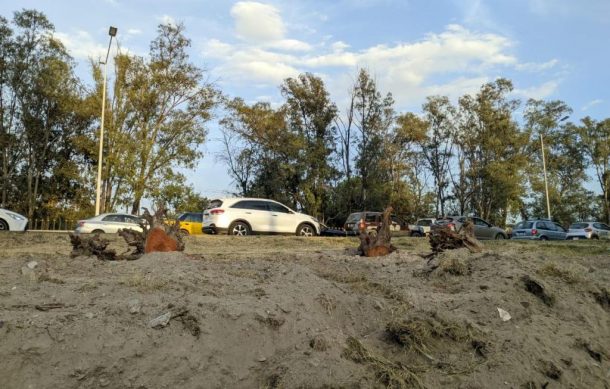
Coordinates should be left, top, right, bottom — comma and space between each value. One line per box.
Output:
248, 201, 269, 211
268, 202, 291, 213
178, 213, 188, 221
554, 223, 566, 232
536, 222, 548, 230
473, 218, 489, 227
126, 216, 142, 224
102, 214, 124, 222
192, 213, 203, 223
231, 201, 250, 209
365, 213, 378, 223
601, 223, 610, 231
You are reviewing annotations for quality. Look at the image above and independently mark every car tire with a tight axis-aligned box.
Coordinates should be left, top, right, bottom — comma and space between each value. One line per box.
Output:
494, 233, 505, 240
0, 218, 9, 231
180, 229, 190, 237
296, 223, 317, 237
229, 221, 251, 236
411, 231, 423, 237
539, 235, 548, 241
91, 229, 105, 234
592, 235, 599, 240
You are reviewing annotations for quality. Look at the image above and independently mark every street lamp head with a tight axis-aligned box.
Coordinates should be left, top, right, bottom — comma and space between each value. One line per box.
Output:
108, 26, 117, 37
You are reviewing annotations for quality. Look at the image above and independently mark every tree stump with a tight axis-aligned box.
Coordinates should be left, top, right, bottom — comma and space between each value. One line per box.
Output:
357, 206, 397, 257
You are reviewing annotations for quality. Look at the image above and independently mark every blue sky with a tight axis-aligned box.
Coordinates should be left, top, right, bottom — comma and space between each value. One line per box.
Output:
2, 0, 609, 198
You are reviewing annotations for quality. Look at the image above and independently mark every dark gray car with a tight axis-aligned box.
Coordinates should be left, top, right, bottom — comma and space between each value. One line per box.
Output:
435, 216, 508, 240
511, 220, 567, 240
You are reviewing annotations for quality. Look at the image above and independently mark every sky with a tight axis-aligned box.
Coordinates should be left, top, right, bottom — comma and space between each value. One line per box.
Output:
2, 0, 609, 198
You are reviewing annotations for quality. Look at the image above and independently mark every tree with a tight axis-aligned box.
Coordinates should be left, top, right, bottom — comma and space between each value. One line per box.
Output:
457, 79, 527, 225
92, 22, 217, 214
420, 96, 456, 217
281, 73, 337, 218
352, 69, 395, 210
575, 117, 610, 223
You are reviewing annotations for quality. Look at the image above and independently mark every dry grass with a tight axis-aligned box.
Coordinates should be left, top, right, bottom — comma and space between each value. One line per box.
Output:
342, 336, 425, 389
120, 273, 169, 291
438, 256, 469, 276
316, 293, 336, 314
537, 263, 580, 284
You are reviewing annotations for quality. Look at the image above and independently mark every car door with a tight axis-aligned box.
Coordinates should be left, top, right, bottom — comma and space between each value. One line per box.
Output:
191, 213, 203, 234
594, 223, 610, 239
179, 213, 195, 234
124, 215, 144, 232
231, 200, 271, 233
267, 201, 295, 233
472, 217, 492, 239
553, 223, 567, 240
101, 214, 125, 233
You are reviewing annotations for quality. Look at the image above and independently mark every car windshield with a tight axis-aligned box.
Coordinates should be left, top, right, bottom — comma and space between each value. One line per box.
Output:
569, 222, 589, 229
345, 213, 363, 223
418, 219, 432, 226
515, 221, 533, 229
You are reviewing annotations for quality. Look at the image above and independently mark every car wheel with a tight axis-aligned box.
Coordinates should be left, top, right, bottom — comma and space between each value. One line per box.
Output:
539, 235, 548, 241
91, 229, 105, 234
494, 233, 505, 240
411, 231, 423, 237
180, 229, 190, 237
229, 221, 251, 236
0, 219, 9, 231
297, 223, 316, 237
592, 235, 599, 240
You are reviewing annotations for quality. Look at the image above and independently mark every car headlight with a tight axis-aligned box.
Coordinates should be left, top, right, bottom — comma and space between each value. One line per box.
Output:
6, 211, 26, 221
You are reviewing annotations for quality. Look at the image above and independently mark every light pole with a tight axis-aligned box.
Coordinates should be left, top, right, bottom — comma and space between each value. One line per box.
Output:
95, 26, 117, 216
540, 115, 569, 220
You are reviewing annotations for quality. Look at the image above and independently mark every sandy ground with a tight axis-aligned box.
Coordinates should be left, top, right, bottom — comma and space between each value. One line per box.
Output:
0, 232, 609, 389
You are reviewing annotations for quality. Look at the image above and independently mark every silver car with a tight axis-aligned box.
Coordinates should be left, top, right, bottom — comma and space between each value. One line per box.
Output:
435, 216, 509, 240
566, 222, 610, 240
511, 220, 567, 241
75, 213, 144, 234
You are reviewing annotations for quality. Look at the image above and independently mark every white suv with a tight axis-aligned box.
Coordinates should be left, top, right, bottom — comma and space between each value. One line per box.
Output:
202, 198, 320, 236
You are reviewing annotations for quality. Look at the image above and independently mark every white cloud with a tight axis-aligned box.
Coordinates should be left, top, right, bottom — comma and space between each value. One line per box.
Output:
231, 2, 285, 43
266, 39, 312, 52
204, 18, 561, 107
514, 80, 560, 99
54, 30, 110, 60
515, 59, 558, 72
581, 99, 603, 111
158, 14, 177, 26
126, 28, 142, 35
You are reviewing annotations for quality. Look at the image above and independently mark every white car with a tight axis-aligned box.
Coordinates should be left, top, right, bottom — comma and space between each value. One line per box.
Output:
0, 208, 29, 231
566, 221, 610, 240
202, 198, 320, 236
74, 213, 144, 234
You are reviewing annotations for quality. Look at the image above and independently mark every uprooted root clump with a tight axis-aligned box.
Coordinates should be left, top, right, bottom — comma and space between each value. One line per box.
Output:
342, 337, 425, 389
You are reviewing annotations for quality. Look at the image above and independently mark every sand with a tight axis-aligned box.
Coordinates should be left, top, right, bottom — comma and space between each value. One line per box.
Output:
0, 232, 608, 388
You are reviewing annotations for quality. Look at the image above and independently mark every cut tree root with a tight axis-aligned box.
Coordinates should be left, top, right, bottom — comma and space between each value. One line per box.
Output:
423, 220, 483, 259
69, 204, 185, 261
358, 206, 397, 257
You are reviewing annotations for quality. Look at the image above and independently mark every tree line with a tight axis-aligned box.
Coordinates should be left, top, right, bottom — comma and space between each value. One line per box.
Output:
1, 9, 609, 227
221, 72, 609, 227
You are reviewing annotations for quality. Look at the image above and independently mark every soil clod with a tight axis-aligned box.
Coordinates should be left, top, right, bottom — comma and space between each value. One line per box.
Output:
522, 275, 555, 306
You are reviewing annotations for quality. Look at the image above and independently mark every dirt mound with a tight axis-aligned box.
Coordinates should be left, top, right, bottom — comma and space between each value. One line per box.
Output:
0, 233, 609, 388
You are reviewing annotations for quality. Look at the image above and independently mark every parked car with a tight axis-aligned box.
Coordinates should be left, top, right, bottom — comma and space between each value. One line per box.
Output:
344, 211, 424, 236
510, 219, 567, 241
174, 212, 204, 235
414, 218, 437, 235
74, 213, 144, 234
0, 208, 28, 232
565, 221, 610, 240
202, 198, 320, 236
434, 216, 509, 240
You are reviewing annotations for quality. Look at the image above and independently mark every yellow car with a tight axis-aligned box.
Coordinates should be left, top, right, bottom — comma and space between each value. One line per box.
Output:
175, 212, 203, 235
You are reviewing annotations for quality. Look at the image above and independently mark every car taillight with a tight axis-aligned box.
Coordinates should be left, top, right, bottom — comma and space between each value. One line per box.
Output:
584, 227, 592, 232
531, 229, 537, 235
210, 209, 224, 215
447, 223, 455, 230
